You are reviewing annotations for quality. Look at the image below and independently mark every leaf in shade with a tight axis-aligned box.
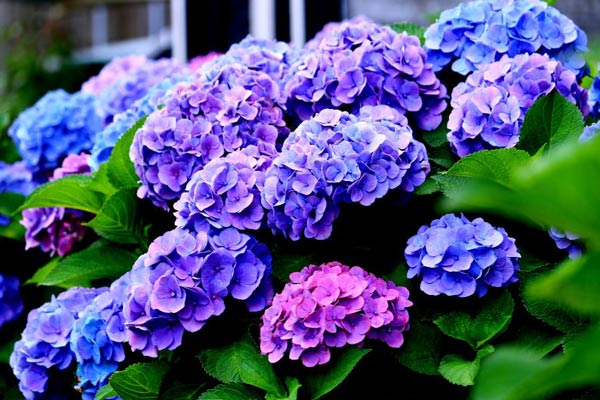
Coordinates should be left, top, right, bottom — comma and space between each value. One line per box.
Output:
198, 383, 262, 400
109, 362, 168, 400
439, 345, 494, 386
395, 319, 443, 375
85, 188, 143, 244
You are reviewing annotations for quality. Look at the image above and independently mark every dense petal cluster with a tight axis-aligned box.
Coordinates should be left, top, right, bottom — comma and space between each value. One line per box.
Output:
0, 274, 24, 327
423, 0, 588, 77
448, 53, 589, 157
7, 89, 101, 177
259, 261, 412, 367
188, 51, 222, 71
174, 148, 269, 231
0, 161, 40, 226
284, 15, 447, 131
71, 273, 130, 400
81, 54, 147, 95
405, 213, 520, 297
548, 227, 584, 259
10, 287, 105, 400
261, 107, 430, 241
21, 153, 93, 256
123, 226, 273, 357
130, 63, 288, 210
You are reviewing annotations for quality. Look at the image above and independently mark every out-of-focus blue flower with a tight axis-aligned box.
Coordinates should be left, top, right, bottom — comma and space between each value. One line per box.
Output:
130, 63, 288, 211
448, 53, 589, 157
548, 227, 584, 259
424, 0, 588, 78
10, 287, 105, 400
8, 89, 101, 177
259, 261, 412, 367
123, 226, 273, 357
581, 120, 600, 142
405, 213, 520, 297
0, 274, 24, 328
587, 72, 600, 120
81, 55, 147, 95
0, 161, 41, 226
71, 273, 130, 400
284, 15, 447, 131
21, 153, 93, 257
261, 106, 430, 241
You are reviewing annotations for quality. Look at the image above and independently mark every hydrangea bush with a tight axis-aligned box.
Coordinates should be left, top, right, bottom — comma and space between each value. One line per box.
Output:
1, 1, 599, 399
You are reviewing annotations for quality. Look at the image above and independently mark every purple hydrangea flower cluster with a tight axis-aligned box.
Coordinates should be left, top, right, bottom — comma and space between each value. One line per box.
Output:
81, 54, 147, 95
10, 287, 105, 400
304, 15, 376, 51
70, 273, 130, 400
448, 53, 589, 157
259, 261, 412, 367
94, 57, 188, 125
188, 51, 222, 72
0, 161, 40, 226
405, 213, 520, 297
423, 0, 589, 78
21, 153, 93, 257
0, 274, 24, 327
123, 226, 273, 357
587, 73, 600, 120
130, 63, 288, 211
548, 227, 583, 259
174, 147, 270, 232
284, 16, 447, 131
261, 107, 430, 241
7, 89, 101, 177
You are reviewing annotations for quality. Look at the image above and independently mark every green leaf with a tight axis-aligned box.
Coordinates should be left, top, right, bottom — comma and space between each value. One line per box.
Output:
0, 216, 25, 240
160, 383, 206, 400
27, 241, 138, 288
304, 347, 371, 400
198, 335, 286, 398
106, 115, 146, 189
95, 384, 118, 400
0, 192, 25, 216
428, 146, 455, 169
266, 377, 301, 400
17, 175, 104, 214
395, 319, 443, 375
526, 250, 600, 315
88, 161, 118, 196
198, 383, 262, 400
271, 253, 314, 282
434, 290, 514, 349
510, 328, 564, 358
85, 188, 144, 244
25, 257, 60, 285
389, 22, 426, 45
109, 362, 168, 400
421, 123, 450, 148
439, 345, 494, 386
518, 91, 584, 156
434, 148, 531, 199
414, 176, 441, 196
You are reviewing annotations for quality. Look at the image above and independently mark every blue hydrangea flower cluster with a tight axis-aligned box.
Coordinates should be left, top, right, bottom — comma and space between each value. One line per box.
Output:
581, 120, 600, 142
21, 153, 93, 257
0, 274, 24, 328
405, 213, 520, 297
587, 73, 600, 120
448, 53, 589, 157
259, 261, 412, 367
423, 0, 589, 78
123, 226, 273, 357
70, 273, 130, 400
261, 107, 430, 241
94, 57, 188, 125
548, 227, 584, 259
130, 63, 289, 211
284, 16, 448, 131
0, 161, 40, 226
81, 54, 147, 95
10, 287, 105, 400
7, 89, 101, 178
174, 147, 270, 232
89, 72, 193, 171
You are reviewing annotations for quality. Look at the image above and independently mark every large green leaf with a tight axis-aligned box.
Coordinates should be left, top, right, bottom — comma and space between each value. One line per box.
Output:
434, 291, 514, 349
109, 362, 168, 400
518, 91, 584, 156
17, 175, 104, 214
439, 345, 494, 386
198, 335, 286, 398
106, 115, 146, 189
85, 188, 143, 245
304, 347, 371, 400
0, 192, 24, 216
198, 383, 262, 400
395, 319, 443, 375
95, 384, 118, 400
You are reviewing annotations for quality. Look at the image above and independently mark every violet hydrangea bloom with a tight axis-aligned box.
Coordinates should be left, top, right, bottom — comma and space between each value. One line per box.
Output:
284, 15, 447, 131
0, 274, 24, 327
10, 287, 105, 400
188, 51, 222, 71
123, 226, 273, 357
21, 153, 93, 257
405, 213, 520, 297
0, 161, 40, 226
448, 53, 589, 157
548, 227, 584, 259
130, 63, 289, 211
423, 0, 589, 78
7, 89, 101, 177
587, 72, 600, 120
261, 107, 430, 241
81, 54, 147, 95
70, 273, 130, 400
259, 261, 412, 367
